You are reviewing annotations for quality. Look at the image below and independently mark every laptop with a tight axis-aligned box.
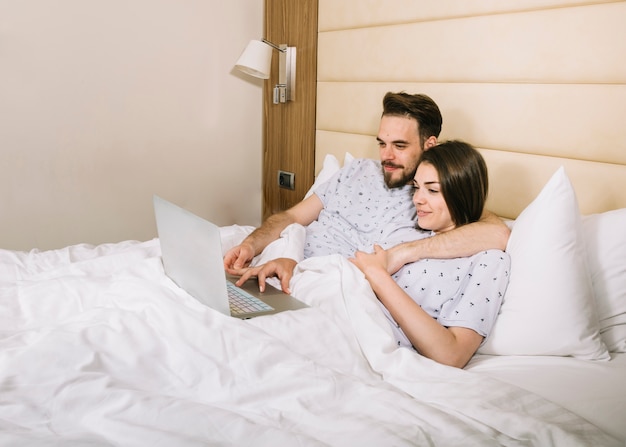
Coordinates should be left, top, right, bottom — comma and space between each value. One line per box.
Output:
153, 195, 308, 318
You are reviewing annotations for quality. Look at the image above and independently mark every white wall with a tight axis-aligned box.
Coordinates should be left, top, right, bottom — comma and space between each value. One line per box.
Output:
0, 0, 264, 250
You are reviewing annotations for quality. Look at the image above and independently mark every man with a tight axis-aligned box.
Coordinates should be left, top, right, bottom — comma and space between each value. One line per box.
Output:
224, 92, 510, 292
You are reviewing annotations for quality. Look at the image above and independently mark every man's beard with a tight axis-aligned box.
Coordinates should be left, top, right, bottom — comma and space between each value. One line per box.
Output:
382, 163, 416, 188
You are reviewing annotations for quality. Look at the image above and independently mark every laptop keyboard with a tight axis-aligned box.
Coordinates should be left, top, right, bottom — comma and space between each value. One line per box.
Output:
226, 281, 274, 314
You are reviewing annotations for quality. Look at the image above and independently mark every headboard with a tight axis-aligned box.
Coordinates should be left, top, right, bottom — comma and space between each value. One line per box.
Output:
315, 1, 626, 218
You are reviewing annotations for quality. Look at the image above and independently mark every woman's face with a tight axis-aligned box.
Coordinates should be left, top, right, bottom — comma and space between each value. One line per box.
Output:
412, 162, 455, 233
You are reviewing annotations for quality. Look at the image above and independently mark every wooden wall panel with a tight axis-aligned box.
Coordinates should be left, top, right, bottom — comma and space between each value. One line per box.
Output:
263, 0, 318, 220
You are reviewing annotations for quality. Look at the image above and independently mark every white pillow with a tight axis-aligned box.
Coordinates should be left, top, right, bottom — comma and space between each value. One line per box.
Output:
583, 208, 626, 352
479, 167, 610, 360
304, 154, 340, 199
304, 153, 355, 199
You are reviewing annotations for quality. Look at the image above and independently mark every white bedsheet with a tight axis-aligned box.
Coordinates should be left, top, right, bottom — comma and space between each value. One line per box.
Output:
0, 239, 620, 446
467, 352, 626, 443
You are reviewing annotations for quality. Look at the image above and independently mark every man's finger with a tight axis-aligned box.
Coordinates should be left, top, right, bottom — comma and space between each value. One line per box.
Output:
280, 273, 292, 294
257, 271, 267, 292
235, 268, 255, 286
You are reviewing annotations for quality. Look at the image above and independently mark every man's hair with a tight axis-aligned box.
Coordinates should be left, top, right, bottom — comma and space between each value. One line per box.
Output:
382, 92, 443, 144
418, 140, 488, 227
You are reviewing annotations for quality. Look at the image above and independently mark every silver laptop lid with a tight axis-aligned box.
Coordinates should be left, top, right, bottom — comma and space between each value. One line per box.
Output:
153, 195, 231, 315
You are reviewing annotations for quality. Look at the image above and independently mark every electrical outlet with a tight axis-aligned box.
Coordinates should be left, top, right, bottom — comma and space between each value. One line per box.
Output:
278, 170, 295, 190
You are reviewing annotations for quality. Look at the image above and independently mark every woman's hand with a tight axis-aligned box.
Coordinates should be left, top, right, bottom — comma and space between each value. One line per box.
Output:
349, 244, 390, 281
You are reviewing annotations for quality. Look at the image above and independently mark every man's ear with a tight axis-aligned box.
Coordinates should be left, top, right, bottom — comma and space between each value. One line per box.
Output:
424, 136, 438, 150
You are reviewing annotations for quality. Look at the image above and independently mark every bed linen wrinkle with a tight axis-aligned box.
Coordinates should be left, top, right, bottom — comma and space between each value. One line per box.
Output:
0, 240, 160, 283
0, 239, 620, 446
8, 248, 400, 444
0, 313, 310, 443
292, 254, 620, 446
52, 358, 323, 446
467, 353, 626, 442
51, 389, 321, 447
10, 327, 427, 443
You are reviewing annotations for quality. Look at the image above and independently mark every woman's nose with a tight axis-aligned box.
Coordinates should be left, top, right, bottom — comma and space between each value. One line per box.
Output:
413, 188, 424, 205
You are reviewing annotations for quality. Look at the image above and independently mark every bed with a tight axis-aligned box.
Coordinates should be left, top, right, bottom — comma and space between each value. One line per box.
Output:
2, 1, 626, 446
1, 158, 625, 446
311, 1, 626, 443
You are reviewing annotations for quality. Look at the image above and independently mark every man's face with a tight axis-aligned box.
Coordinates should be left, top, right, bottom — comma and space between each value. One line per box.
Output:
377, 115, 425, 188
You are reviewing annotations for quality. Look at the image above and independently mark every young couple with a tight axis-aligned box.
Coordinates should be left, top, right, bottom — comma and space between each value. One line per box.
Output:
224, 92, 511, 368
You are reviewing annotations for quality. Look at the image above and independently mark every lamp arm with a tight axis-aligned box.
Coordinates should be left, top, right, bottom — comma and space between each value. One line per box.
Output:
262, 39, 286, 53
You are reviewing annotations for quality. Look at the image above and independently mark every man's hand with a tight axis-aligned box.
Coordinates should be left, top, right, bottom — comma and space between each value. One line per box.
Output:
384, 243, 415, 275
223, 241, 256, 271
227, 258, 297, 294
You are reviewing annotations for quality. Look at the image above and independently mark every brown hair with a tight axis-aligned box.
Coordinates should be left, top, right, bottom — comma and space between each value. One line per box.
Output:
418, 140, 488, 227
382, 92, 443, 145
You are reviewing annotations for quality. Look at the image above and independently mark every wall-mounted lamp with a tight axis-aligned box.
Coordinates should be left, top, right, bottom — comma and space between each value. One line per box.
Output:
235, 39, 296, 104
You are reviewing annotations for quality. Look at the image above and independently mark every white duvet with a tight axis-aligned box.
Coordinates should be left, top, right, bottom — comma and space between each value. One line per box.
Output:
0, 237, 620, 446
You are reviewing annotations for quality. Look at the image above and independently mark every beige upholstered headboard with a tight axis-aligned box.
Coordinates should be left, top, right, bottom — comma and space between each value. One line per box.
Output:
315, 1, 626, 219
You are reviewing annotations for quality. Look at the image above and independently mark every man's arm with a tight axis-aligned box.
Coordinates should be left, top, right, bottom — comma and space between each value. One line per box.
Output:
223, 194, 324, 270
386, 210, 510, 274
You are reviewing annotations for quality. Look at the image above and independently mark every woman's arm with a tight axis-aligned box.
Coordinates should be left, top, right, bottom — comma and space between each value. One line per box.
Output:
350, 245, 483, 368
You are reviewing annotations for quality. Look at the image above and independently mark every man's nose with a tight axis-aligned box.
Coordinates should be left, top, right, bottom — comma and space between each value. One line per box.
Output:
380, 145, 394, 160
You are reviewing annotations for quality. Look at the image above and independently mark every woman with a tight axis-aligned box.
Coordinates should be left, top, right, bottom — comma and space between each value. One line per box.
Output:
350, 140, 510, 368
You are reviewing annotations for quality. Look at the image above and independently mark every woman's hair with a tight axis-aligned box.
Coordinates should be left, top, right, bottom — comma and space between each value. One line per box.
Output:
418, 140, 488, 227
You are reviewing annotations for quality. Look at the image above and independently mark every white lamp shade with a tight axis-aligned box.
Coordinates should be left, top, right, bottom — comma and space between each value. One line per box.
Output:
235, 40, 272, 79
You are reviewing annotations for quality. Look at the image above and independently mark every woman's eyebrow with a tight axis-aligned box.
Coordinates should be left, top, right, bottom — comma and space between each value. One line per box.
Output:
413, 180, 440, 187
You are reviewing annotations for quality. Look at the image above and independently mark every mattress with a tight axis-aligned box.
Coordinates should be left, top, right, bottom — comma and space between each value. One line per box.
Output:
467, 353, 626, 442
